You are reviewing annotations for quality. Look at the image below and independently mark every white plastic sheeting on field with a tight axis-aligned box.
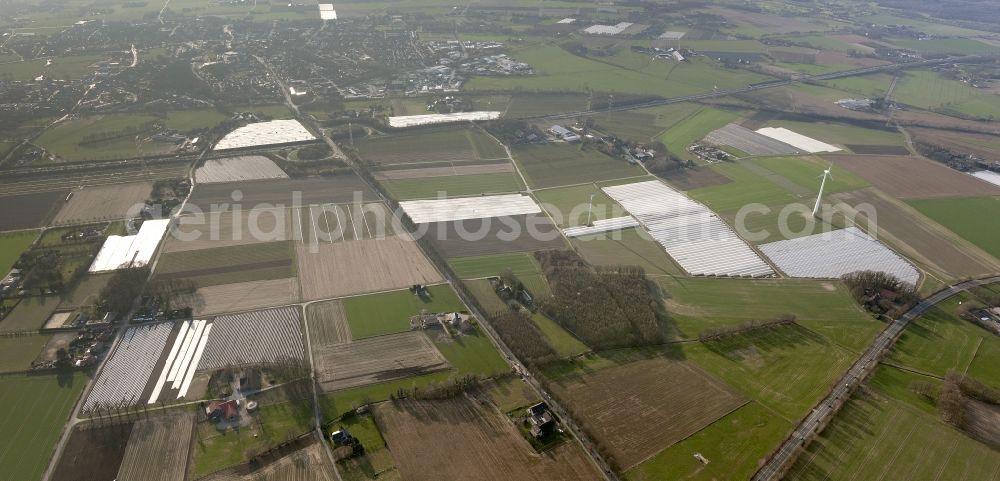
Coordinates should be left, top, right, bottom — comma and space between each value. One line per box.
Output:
972, 170, 1000, 187
387, 111, 502, 128
755, 127, 841, 153
214, 120, 316, 150
194, 155, 288, 183
562, 216, 640, 238
318, 4, 337, 20
84, 322, 173, 411
89, 219, 171, 272
147, 319, 213, 402
399, 194, 541, 224
603, 181, 774, 277
759, 227, 920, 285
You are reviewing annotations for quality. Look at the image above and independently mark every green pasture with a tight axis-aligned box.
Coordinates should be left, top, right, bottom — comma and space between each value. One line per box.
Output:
570, 229, 685, 277
0, 231, 38, 274
511, 143, 644, 189
687, 162, 798, 213
534, 183, 628, 227
894, 70, 1000, 119
343, 285, 465, 339
448, 252, 541, 279
431, 328, 509, 377
658, 107, 743, 160
381, 172, 524, 199
0, 334, 51, 372
748, 156, 870, 195
531, 312, 589, 358
908, 196, 1000, 260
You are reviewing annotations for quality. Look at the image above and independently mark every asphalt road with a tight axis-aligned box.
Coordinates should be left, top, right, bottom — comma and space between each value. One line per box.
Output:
751, 276, 1000, 481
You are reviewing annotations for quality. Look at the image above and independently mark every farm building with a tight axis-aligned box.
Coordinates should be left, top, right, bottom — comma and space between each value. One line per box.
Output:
205, 399, 239, 421
549, 125, 580, 142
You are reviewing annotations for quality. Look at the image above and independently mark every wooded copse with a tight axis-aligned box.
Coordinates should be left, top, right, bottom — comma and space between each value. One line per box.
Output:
488, 310, 559, 366
534, 250, 670, 350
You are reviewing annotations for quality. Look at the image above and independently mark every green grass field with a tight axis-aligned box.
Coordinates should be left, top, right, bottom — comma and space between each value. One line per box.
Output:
0, 334, 51, 372
785, 366, 1000, 481
343, 285, 465, 339
534, 183, 629, 227
0, 54, 104, 81
505, 93, 587, 118
511, 143, 644, 189
589, 102, 702, 142
358, 128, 504, 163
659, 277, 880, 352
0, 371, 90, 481
626, 401, 791, 481
319, 371, 452, 421
431, 328, 509, 377
894, 70, 1000, 120
908, 196, 1000, 260
658, 107, 743, 161
891, 38, 995, 55
570, 228, 685, 277
1, 296, 61, 333
688, 162, 798, 213
685, 324, 854, 421
448, 252, 541, 279
748, 156, 870, 195
381, 172, 524, 199
0, 230, 38, 274
818, 73, 894, 99
531, 312, 589, 358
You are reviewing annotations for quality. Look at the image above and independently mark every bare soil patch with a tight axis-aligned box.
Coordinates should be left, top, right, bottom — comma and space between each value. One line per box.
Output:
164, 207, 295, 253
188, 176, 375, 210
0, 190, 66, 230
51, 422, 133, 481
198, 441, 337, 481
53, 182, 152, 225
375, 162, 514, 180
375, 397, 604, 481
658, 166, 734, 191
964, 400, 1000, 447
548, 357, 746, 470
306, 300, 351, 346
116, 412, 194, 481
182, 278, 301, 316
427, 214, 567, 258
832, 188, 1000, 278
296, 235, 442, 301
825, 154, 1000, 199
315, 331, 449, 392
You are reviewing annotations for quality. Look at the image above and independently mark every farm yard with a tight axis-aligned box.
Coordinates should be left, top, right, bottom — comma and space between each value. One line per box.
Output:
52, 182, 152, 225
548, 357, 746, 470
197, 306, 305, 370
314, 331, 449, 391
116, 412, 194, 481
0, 372, 90, 481
374, 397, 604, 481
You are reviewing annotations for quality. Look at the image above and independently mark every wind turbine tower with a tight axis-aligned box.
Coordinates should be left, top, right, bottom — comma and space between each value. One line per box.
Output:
812, 166, 833, 217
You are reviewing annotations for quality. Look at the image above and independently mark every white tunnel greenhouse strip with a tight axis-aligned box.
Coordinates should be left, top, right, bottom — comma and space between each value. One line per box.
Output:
562, 216, 640, 238
602, 181, 774, 277
214, 119, 316, 150
399, 194, 542, 224
759, 227, 921, 286
89, 219, 171, 272
755, 127, 841, 153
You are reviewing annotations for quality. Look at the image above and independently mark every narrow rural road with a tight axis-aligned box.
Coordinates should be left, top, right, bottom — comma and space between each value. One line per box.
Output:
751, 275, 1000, 481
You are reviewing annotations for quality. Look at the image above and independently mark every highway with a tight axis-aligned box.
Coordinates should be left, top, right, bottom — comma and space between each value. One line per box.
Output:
751, 276, 1000, 481
534, 53, 994, 121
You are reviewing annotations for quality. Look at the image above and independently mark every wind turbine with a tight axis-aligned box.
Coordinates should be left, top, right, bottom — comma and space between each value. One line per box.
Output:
812, 165, 833, 217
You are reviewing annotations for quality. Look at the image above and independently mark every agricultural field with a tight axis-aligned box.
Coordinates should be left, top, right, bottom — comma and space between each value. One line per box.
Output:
530, 312, 589, 358
381, 171, 525, 199
33, 113, 189, 162
684, 324, 855, 420
0, 371, 90, 481
748, 155, 870, 195
194, 155, 289, 184
825, 154, 1000, 200
0, 191, 67, 230
569, 229, 684, 277
759, 120, 905, 149
448, 252, 541, 279
0, 54, 104, 81
51, 422, 133, 481
181, 277, 301, 316
187, 176, 375, 210
374, 162, 514, 181
511, 143, 645, 189
357, 128, 505, 165
505, 93, 587, 118
893, 70, 1000, 120
164, 207, 296, 253
116, 412, 194, 481
534, 183, 629, 227
588, 102, 703, 143
0, 230, 38, 274
426, 214, 567, 258
343, 285, 464, 339
156, 241, 295, 288
296, 235, 442, 300
314, 331, 449, 391
84, 322, 173, 411
200, 442, 337, 481
198, 306, 306, 371
658, 277, 880, 351
430, 327, 510, 377
908, 196, 1000, 260
306, 300, 351, 346
626, 401, 791, 481
831, 188, 1000, 280
374, 397, 604, 481
687, 162, 798, 213
53, 182, 152, 225
1, 296, 62, 332
548, 357, 746, 470
659, 107, 744, 161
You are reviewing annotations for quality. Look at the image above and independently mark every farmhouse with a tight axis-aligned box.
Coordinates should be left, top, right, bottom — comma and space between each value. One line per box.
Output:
525, 402, 558, 438
205, 399, 239, 421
